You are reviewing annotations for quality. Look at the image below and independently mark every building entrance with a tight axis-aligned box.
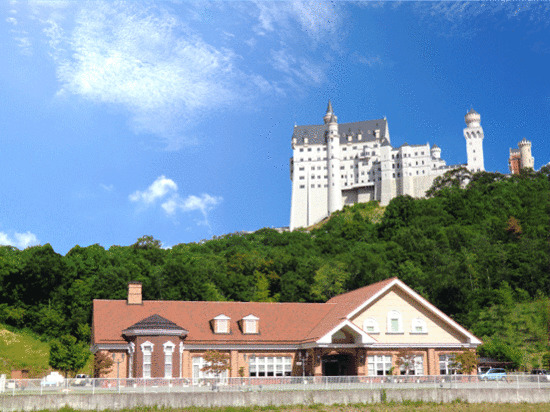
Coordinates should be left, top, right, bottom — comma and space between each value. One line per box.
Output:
321, 354, 356, 376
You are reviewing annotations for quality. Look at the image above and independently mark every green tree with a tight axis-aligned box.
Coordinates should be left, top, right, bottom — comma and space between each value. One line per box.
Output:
454, 350, 478, 374
49, 334, 90, 377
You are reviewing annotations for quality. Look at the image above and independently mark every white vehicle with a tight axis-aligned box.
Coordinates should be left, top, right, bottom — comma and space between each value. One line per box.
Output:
41, 371, 64, 387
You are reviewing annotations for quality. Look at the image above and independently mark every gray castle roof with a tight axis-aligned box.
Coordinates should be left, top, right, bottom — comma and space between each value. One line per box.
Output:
292, 119, 388, 146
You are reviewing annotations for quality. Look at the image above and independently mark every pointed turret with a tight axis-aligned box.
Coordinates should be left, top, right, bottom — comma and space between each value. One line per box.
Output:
323, 100, 337, 124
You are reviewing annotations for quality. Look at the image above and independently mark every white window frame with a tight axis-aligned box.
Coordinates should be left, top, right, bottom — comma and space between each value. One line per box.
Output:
140, 341, 154, 379
367, 355, 392, 376
363, 318, 380, 334
192, 356, 229, 383
387, 310, 403, 333
242, 314, 259, 334
163, 341, 175, 379
399, 355, 424, 376
249, 356, 292, 377
439, 354, 460, 375
213, 314, 230, 334
411, 318, 427, 334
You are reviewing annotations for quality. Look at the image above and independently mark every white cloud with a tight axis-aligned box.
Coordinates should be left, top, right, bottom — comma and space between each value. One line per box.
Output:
0, 231, 40, 249
130, 176, 222, 227
129, 175, 177, 205
47, 2, 245, 147
6, 16, 17, 25
253, 1, 341, 43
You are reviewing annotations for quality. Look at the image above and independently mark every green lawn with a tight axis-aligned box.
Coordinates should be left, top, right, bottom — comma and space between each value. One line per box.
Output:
0, 324, 50, 377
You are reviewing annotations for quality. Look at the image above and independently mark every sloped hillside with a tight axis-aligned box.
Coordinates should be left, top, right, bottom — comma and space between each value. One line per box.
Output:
0, 324, 49, 377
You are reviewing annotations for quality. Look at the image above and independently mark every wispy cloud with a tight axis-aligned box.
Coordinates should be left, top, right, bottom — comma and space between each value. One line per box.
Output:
0, 231, 40, 249
356, 54, 383, 68
49, 2, 244, 148
130, 176, 222, 226
253, 1, 342, 43
11, 1, 346, 148
100, 183, 114, 192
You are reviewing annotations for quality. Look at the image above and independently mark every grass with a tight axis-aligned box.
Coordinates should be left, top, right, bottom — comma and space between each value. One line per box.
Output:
30, 403, 550, 412
0, 323, 50, 377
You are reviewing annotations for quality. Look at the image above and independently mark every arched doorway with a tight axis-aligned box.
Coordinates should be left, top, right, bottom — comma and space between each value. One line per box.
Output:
322, 353, 357, 376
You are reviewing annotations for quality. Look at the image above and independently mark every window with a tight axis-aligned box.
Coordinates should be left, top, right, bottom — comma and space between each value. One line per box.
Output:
141, 342, 154, 378
192, 356, 229, 381
399, 355, 424, 376
368, 355, 392, 376
439, 354, 460, 375
387, 310, 403, 333
363, 318, 379, 333
243, 315, 259, 334
249, 356, 292, 377
411, 318, 427, 333
213, 314, 230, 334
163, 342, 175, 378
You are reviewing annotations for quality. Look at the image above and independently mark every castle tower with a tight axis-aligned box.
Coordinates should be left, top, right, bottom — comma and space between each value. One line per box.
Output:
325, 101, 343, 214
518, 138, 534, 170
463, 109, 485, 172
431, 144, 441, 159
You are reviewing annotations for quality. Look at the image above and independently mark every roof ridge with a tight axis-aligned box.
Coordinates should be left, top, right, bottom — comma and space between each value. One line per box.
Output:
327, 277, 397, 302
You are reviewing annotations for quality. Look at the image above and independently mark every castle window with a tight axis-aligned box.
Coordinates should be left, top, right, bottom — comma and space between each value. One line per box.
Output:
299, 167, 304, 171
299, 185, 305, 189
392, 173, 395, 178
415, 152, 418, 156
343, 147, 347, 151
311, 184, 315, 188
307, 148, 312, 152
299, 148, 304, 152
299, 176, 304, 180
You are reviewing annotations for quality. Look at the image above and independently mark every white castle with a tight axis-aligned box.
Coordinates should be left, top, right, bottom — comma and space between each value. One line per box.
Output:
289, 102, 485, 230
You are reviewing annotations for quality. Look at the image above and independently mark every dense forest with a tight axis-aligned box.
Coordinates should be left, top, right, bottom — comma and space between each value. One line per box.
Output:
0, 167, 549, 369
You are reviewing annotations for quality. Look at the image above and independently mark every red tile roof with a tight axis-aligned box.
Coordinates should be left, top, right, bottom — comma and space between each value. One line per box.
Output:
92, 277, 398, 346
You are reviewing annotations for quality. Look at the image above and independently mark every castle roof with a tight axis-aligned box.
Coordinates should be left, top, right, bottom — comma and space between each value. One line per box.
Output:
292, 118, 388, 146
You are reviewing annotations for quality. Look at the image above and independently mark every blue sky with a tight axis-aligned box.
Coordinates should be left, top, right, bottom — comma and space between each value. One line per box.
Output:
1, 1, 549, 254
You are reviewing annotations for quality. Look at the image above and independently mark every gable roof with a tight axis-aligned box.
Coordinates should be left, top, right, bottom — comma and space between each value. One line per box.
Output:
292, 119, 388, 146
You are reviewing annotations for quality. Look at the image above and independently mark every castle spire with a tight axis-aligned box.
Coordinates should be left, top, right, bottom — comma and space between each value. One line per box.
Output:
323, 100, 337, 124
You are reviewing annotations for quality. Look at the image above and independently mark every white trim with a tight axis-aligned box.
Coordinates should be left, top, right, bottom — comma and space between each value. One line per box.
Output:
91, 344, 131, 353
370, 343, 474, 349
317, 319, 377, 345
140, 341, 154, 351
123, 329, 187, 336
243, 314, 259, 320
163, 341, 176, 353
411, 318, 427, 334
345, 278, 482, 345
213, 314, 231, 320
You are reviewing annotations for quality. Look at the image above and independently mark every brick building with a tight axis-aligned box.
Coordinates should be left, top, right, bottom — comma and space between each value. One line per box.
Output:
91, 278, 481, 379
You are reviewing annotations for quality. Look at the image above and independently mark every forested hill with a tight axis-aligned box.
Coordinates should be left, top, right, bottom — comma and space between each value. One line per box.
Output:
0, 167, 549, 368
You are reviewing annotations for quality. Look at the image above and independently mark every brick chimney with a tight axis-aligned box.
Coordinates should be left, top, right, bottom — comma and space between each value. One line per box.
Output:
127, 281, 142, 305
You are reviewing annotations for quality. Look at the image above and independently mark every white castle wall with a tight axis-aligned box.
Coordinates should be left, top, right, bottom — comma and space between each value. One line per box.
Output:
289, 105, 484, 230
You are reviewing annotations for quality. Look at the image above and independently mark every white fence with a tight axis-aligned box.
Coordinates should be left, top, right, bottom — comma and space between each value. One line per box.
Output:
1, 374, 549, 396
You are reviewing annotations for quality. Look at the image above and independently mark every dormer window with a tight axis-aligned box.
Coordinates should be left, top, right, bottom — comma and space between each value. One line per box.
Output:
411, 318, 427, 334
213, 314, 230, 334
242, 314, 259, 334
